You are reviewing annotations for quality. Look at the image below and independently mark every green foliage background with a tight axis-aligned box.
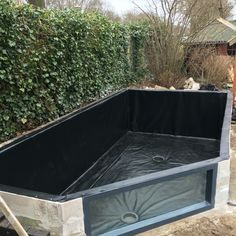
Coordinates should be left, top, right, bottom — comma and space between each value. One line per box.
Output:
0, 0, 147, 142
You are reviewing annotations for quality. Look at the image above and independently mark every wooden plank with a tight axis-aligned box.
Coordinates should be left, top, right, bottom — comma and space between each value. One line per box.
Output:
0, 212, 50, 235
0, 196, 28, 236
0, 213, 50, 235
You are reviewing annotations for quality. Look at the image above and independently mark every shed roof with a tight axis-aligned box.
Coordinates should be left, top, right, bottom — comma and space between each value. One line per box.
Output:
186, 18, 236, 46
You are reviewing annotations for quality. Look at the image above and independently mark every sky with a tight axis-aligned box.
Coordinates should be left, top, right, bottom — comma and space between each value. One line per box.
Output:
103, 0, 146, 15
104, 0, 236, 19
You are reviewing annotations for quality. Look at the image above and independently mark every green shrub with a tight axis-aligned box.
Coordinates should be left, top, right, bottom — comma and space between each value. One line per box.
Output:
0, 0, 147, 142
129, 23, 149, 80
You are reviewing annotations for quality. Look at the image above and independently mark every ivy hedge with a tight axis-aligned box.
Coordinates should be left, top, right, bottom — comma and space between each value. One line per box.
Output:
0, 0, 147, 142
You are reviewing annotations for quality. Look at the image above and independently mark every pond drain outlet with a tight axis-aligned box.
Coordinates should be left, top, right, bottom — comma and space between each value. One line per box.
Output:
152, 155, 167, 163
121, 212, 139, 224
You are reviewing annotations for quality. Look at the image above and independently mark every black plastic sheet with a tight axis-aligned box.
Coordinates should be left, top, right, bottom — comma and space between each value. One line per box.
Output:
88, 171, 206, 236
0, 90, 229, 197
63, 132, 219, 193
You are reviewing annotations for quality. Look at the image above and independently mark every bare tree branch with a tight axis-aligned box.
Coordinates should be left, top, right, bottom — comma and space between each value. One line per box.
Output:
132, 0, 232, 88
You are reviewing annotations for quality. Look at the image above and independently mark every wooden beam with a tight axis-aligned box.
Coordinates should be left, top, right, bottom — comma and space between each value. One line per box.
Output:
0, 196, 28, 236
217, 18, 236, 32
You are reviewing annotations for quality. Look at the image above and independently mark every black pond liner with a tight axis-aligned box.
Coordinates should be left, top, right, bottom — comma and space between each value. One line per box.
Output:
0, 89, 232, 236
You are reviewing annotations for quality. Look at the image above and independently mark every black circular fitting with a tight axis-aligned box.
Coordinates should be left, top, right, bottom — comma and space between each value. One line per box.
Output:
152, 155, 166, 163
121, 212, 139, 224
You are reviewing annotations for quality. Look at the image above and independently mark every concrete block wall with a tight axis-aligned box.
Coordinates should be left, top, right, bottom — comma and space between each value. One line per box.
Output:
229, 124, 236, 205
215, 159, 230, 206
0, 191, 86, 236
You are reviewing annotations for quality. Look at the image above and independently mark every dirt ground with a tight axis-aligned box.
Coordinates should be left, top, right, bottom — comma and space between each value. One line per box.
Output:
139, 124, 236, 236
139, 207, 236, 236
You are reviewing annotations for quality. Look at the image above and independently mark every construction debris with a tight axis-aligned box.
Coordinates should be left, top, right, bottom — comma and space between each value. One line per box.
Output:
184, 78, 200, 90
